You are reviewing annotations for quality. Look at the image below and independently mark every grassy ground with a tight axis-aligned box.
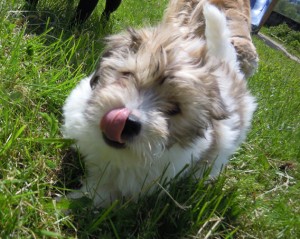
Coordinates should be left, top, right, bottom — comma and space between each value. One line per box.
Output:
0, 0, 299, 238
260, 24, 300, 59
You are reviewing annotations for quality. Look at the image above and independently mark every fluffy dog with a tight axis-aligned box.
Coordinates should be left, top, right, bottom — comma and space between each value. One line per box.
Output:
62, 0, 257, 207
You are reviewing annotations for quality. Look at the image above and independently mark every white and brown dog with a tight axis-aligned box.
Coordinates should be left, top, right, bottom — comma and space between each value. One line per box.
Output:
62, 0, 257, 207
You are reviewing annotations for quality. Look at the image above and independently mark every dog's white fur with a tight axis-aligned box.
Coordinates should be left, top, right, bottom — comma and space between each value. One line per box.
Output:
63, 1, 256, 207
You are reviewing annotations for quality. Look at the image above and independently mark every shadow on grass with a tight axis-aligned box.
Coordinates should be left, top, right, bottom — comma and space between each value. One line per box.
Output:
20, 0, 113, 36
5, 1, 118, 128
56, 148, 84, 191
8, 0, 115, 76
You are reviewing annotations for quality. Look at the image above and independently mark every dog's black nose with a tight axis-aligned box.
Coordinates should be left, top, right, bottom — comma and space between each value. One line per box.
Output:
121, 114, 141, 140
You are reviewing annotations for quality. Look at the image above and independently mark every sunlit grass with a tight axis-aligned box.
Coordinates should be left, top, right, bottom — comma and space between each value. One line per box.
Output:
0, 0, 299, 238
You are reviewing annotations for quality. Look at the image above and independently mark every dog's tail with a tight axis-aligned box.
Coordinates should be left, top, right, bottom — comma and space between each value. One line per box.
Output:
203, 4, 237, 64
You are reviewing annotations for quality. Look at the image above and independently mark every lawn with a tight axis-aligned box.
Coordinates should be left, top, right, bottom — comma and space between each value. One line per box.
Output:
0, 0, 299, 238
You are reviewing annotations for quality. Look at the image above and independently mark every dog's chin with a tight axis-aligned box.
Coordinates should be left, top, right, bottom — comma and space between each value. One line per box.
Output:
102, 134, 126, 149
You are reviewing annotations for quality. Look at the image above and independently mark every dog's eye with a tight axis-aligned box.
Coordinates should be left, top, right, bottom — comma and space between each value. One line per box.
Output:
90, 75, 100, 89
166, 103, 181, 116
159, 76, 167, 85
121, 71, 132, 78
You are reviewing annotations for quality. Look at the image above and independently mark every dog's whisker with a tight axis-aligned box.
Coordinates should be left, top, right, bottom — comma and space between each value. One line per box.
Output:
154, 142, 166, 160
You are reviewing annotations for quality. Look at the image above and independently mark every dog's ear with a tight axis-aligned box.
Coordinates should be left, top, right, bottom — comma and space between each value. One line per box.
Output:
127, 28, 143, 53
90, 72, 100, 89
104, 28, 144, 54
208, 96, 228, 121
205, 82, 229, 120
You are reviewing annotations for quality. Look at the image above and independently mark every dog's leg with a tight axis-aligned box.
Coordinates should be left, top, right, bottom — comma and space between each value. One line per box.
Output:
100, 0, 122, 23
71, 0, 122, 25
71, 0, 99, 25
209, 0, 258, 77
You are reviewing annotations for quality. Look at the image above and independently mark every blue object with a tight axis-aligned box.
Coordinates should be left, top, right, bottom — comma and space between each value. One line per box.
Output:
251, 0, 272, 27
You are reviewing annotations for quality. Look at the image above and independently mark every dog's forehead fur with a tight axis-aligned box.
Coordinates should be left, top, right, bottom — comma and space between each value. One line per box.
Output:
97, 26, 208, 87
94, 26, 225, 104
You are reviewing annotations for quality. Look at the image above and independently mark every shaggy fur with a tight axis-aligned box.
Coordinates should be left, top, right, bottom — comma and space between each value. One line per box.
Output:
62, 0, 257, 207
163, 0, 258, 77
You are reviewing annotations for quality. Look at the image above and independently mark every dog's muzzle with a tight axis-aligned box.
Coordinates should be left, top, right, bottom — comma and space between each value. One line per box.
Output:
100, 108, 141, 148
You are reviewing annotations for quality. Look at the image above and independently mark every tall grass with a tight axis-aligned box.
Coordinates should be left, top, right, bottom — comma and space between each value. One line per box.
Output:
0, 0, 299, 238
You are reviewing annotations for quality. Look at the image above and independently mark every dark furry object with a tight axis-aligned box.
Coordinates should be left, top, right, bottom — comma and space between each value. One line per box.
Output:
25, 0, 122, 24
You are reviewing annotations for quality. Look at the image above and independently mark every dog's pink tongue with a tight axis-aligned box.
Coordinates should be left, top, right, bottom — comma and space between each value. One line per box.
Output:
100, 108, 131, 143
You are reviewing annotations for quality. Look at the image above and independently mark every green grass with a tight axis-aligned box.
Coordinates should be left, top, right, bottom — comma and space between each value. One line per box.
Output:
227, 36, 300, 238
260, 24, 300, 59
1, 0, 299, 238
